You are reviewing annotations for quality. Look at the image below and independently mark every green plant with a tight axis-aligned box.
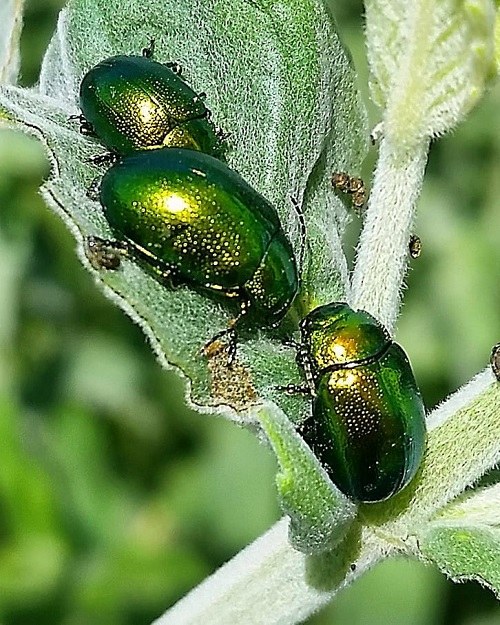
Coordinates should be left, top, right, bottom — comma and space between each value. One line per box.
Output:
0, 1, 499, 624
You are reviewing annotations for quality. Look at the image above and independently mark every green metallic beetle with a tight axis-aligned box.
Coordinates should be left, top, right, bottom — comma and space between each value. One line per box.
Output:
79, 42, 223, 158
287, 303, 426, 503
92, 147, 299, 350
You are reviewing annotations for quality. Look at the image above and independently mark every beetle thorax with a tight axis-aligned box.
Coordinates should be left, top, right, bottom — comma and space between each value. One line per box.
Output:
305, 325, 376, 372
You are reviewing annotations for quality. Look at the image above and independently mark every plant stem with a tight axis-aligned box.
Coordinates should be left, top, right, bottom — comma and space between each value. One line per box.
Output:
350, 136, 429, 333
0, 0, 24, 83
153, 518, 380, 625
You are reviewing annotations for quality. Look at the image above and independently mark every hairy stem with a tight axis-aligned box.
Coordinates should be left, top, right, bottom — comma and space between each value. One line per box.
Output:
0, 0, 24, 83
350, 136, 429, 333
153, 518, 382, 625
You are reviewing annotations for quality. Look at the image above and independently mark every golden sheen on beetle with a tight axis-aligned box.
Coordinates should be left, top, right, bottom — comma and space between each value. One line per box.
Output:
97, 147, 298, 325
295, 303, 426, 503
79, 50, 222, 157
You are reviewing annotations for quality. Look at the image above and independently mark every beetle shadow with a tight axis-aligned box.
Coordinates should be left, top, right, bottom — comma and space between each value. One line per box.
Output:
303, 521, 363, 592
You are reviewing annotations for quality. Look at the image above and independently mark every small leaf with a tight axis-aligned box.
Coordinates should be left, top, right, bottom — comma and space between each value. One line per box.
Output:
0, 0, 24, 84
257, 404, 357, 554
418, 483, 500, 598
365, 0, 497, 146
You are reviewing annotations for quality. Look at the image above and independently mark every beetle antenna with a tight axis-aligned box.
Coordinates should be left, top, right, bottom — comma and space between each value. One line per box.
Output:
290, 196, 307, 285
142, 39, 155, 58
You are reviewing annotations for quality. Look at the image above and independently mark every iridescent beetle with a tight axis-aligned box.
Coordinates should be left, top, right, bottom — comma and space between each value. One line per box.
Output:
78, 41, 224, 159
285, 302, 426, 502
90, 147, 299, 359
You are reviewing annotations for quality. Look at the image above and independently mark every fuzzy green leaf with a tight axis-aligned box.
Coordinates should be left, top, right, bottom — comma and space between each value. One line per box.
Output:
0, 0, 367, 428
0, 0, 368, 550
418, 483, 500, 598
257, 404, 357, 554
365, 0, 497, 146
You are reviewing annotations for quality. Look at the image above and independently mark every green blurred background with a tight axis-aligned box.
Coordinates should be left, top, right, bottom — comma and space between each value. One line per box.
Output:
0, 1, 498, 624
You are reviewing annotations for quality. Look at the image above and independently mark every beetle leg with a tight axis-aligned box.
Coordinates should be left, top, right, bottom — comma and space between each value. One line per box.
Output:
225, 327, 238, 367
86, 151, 119, 166
142, 38, 156, 58
108, 236, 181, 287
280, 336, 301, 350
141, 40, 182, 76
86, 177, 101, 200
278, 336, 316, 394
80, 121, 95, 137
84, 235, 182, 289
490, 342, 500, 381
203, 300, 250, 367
193, 91, 207, 104
215, 129, 231, 153
296, 346, 316, 392
211, 127, 231, 157
165, 61, 182, 76
289, 196, 307, 284
71, 114, 96, 137
127, 246, 180, 287
224, 300, 251, 366
275, 384, 312, 396
202, 325, 238, 365
215, 127, 231, 142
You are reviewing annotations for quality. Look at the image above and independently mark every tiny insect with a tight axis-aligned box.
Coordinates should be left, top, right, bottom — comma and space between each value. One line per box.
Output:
283, 302, 426, 503
331, 172, 366, 212
409, 234, 422, 259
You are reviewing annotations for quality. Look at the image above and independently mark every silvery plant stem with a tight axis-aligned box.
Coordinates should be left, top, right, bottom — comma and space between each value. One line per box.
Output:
350, 136, 430, 333
153, 516, 384, 625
